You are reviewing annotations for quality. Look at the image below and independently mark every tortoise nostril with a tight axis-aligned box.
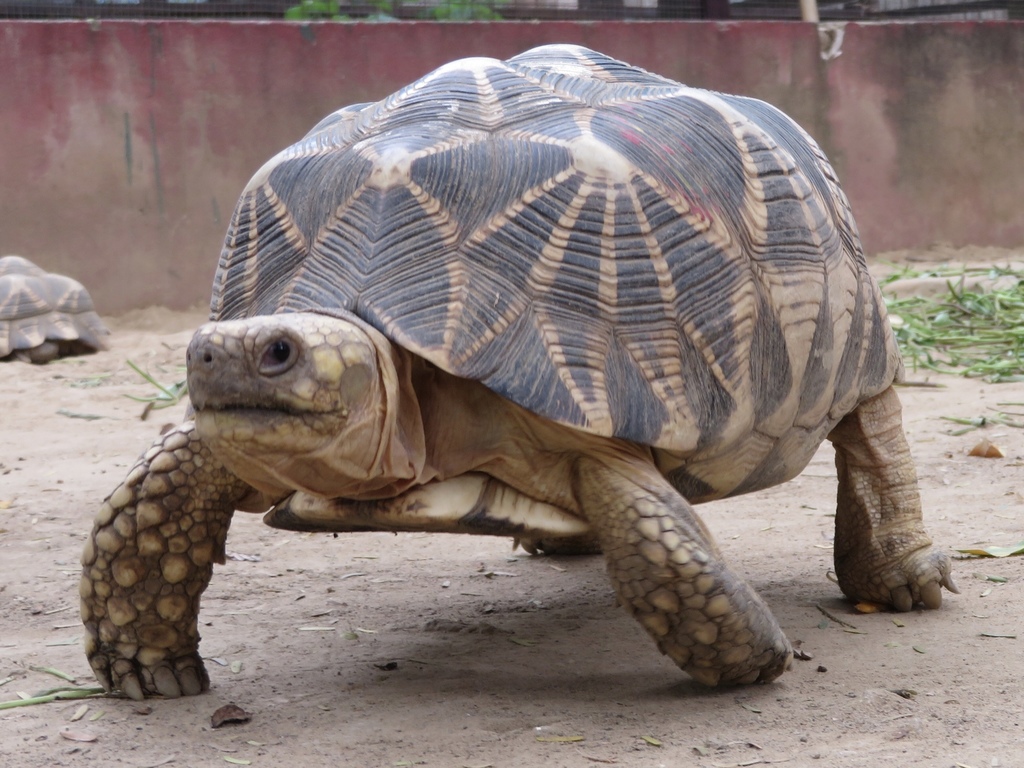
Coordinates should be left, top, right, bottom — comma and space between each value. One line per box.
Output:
203, 350, 214, 364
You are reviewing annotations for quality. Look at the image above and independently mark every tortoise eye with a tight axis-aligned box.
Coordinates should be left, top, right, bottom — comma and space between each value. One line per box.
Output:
270, 340, 291, 363
259, 338, 297, 375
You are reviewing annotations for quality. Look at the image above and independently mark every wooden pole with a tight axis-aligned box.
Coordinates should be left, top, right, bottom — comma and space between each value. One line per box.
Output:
800, 0, 819, 21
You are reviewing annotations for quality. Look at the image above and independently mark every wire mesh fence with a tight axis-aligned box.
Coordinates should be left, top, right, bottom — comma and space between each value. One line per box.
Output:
0, 0, 1015, 21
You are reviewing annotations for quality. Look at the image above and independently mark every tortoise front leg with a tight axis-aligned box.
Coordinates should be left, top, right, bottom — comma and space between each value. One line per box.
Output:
80, 422, 262, 699
576, 456, 792, 686
828, 385, 958, 611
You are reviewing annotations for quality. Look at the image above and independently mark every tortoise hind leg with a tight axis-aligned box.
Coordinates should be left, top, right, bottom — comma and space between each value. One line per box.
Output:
81, 422, 264, 699
576, 455, 792, 686
827, 385, 958, 611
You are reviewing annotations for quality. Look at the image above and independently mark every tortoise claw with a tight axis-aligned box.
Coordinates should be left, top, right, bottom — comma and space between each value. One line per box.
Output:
119, 671, 147, 700
838, 543, 956, 613
891, 584, 914, 613
942, 572, 960, 595
96, 651, 210, 699
85, 636, 114, 692
688, 667, 720, 687
178, 662, 206, 697
733, 669, 762, 685
920, 580, 942, 610
153, 666, 183, 699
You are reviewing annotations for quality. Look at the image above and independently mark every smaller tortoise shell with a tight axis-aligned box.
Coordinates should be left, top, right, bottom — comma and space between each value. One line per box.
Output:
0, 255, 110, 363
210, 45, 900, 459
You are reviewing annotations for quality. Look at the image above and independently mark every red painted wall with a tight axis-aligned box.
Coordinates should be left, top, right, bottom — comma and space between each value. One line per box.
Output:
1, 20, 1022, 312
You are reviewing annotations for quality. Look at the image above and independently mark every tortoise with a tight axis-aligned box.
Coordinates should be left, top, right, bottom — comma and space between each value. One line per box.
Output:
81, 44, 957, 699
0, 255, 109, 363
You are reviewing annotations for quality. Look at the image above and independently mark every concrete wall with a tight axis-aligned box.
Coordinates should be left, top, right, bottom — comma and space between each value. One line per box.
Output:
1, 20, 1022, 313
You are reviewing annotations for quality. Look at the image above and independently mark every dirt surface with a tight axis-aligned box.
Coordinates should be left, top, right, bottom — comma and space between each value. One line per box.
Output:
2, 252, 1023, 768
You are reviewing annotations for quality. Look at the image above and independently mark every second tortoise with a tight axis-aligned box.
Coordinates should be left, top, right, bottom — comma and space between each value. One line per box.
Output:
0, 255, 108, 363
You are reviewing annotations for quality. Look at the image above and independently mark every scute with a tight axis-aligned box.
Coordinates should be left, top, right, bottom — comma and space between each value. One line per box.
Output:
211, 45, 901, 453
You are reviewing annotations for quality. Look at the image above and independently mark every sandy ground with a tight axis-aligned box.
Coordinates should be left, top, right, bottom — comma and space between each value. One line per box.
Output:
2, 252, 1023, 768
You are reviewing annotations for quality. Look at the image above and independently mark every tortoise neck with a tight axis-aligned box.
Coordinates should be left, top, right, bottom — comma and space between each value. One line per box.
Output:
409, 357, 518, 482
353, 333, 431, 498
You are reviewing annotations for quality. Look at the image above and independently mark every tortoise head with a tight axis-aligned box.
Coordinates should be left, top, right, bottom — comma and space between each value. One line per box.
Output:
186, 311, 424, 500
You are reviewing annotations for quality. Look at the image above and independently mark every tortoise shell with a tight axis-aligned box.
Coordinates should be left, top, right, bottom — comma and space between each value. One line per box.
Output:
210, 44, 900, 453
0, 255, 109, 363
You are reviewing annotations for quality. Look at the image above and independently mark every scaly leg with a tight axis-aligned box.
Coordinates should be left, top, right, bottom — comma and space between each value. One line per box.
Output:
81, 422, 263, 699
577, 455, 792, 686
828, 385, 958, 611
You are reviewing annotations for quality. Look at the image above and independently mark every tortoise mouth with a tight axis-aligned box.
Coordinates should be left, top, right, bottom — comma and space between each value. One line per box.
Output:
192, 396, 309, 417
193, 405, 340, 459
